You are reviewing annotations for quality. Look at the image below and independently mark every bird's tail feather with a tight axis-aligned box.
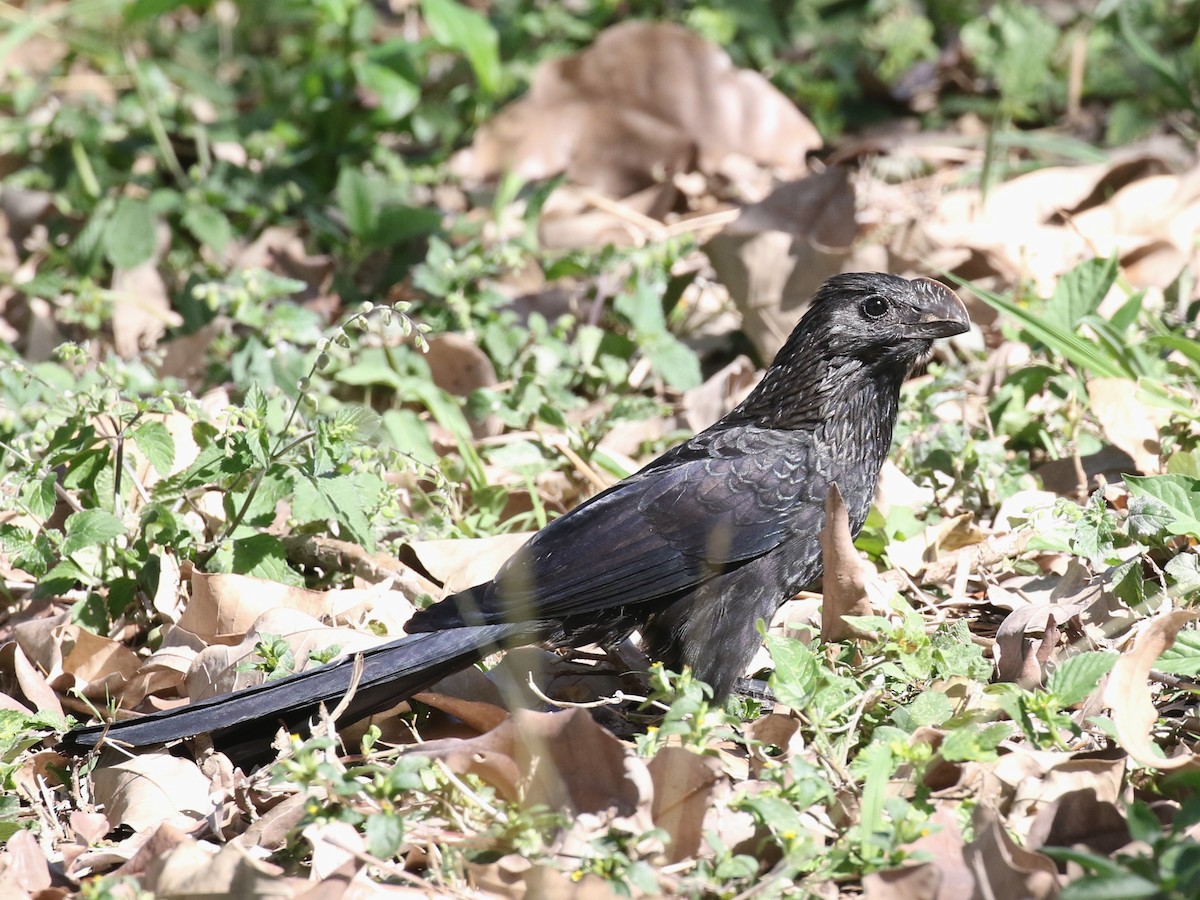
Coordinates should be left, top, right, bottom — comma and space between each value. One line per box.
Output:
60, 623, 528, 764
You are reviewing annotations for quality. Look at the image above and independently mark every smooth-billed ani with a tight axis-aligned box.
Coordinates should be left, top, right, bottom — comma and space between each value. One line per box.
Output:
62, 272, 969, 762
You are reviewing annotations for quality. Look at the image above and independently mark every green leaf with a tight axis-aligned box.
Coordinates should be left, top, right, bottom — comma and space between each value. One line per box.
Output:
181, 205, 233, 252
61, 509, 125, 555
364, 812, 405, 859
132, 420, 175, 476
210, 535, 302, 585
104, 197, 157, 269
764, 634, 820, 709
353, 61, 420, 122
903, 691, 953, 728
647, 335, 702, 390
1045, 256, 1118, 332
1124, 474, 1200, 538
22, 473, 57, 521
420, 0, 502, 95
966, 278, 1128, 379
336, 168, 379, 240
1047, 650, 1118, 707
1058, 873, 1161, 900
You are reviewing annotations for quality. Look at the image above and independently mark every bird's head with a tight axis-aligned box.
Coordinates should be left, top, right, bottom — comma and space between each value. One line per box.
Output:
803, 272, 970, 370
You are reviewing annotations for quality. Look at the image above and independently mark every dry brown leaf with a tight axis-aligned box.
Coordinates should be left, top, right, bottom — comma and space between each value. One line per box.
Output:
425, 333, 501, 438
92, 749, 216, 831
180, 570, 333, 640
0, 829, 51, 895
186, 607, 387, 700
1086, 378, 1165, 475
820, 484, 875, 642
1026, 788, 1130, 856
142, 833, 291, 898
58, 626, 143, 700
886, 513, 983, 578
1105, 610, 1200, 769
0, 641, 63, 719
862, 863, 943, 900
704, 167, 865, 362
646, 746, 723, 863
406, 533, 532, 594
421, 708, 652, 821
745, 713, 805, 777
111, 258, 182, 359
962, 807, 1060, 900
455, 21, 820, 197
682, 355, 759, 432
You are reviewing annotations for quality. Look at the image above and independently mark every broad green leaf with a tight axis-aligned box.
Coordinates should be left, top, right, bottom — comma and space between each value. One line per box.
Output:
1124, 474, 1200, 538
1045, 256, 1118, 331
903, 691, 953, 728
1046, 650, 1117, 706
765, 634, 820, 709
353, 60, 420, 122
22, 472, 57, 521
648, 336, 702, 390
336, 168, 379, 240
365, 812, 405, 859
104, 197, 157, 269
209, 535, 301, 585
61, 509, 125, 555
131, 420, 175, 476
182, 205, 232, 252
420, 0, 502, 95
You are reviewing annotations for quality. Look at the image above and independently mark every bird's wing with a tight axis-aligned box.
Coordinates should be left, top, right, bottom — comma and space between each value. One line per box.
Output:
445, 425, 830, 623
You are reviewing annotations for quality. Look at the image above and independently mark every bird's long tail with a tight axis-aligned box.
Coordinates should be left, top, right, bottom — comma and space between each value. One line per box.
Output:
60, 623, 528, 765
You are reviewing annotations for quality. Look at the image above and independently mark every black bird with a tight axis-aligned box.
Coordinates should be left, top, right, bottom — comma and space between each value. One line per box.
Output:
62, 273, 968, 763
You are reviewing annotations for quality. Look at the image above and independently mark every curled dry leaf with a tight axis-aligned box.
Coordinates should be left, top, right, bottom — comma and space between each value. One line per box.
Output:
0, 640, 63, 719
962, 806, 1060, 900
1104, 610, 1200, 769
405, 532, 533, 594
179, 570, 333, 640
820, 483, 877, 643
0, 828, 51, 894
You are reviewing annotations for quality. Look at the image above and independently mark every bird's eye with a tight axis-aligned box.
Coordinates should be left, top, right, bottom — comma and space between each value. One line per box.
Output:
860, 295, 889, 319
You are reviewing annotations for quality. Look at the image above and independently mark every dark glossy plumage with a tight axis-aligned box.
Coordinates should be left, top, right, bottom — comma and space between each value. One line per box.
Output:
62, 272, 968, 762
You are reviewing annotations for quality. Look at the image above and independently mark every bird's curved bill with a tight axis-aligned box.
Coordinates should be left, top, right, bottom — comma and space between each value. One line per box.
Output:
908, 279, 971, 338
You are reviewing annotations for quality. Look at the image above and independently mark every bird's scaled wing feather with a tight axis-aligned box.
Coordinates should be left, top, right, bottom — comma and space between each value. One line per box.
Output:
469, 427, 828, 621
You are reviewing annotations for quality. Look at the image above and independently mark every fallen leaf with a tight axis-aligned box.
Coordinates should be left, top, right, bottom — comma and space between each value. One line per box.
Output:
1086, 378, 1165, 475
92, 749, 216, 831
1104, 610, 1200, 769
820, 484, 875, 642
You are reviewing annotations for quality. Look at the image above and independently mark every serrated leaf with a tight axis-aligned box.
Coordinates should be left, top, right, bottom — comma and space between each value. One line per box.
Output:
61, 509, 125, 555
104, 197, 157, 269
22, 472, 57, 521
765, 634, 820, 709
647, 335, 702, 390
1124, 474, 1200, 538
1047, 650, 1118, 707
1045, 256, 1118, 332
132, 420, 175, 476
